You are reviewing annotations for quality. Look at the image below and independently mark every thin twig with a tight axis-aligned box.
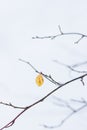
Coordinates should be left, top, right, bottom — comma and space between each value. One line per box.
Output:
72, 61, 87, 68
19, 59, 38, 73
74, 35, 85, 44
0, 72, 87, 130
19, 59, 61, 85
52, 97, 76, 112
32, 26, 87, 44
43, 99, 87, 128
58, 25, 63, 34
53, 60, 87, 74
71, 98, 87, 104
1, 27, 87, 129
0, 102, 25, 109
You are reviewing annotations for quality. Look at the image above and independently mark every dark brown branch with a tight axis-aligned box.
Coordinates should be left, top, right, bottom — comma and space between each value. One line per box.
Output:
0, 71, 87, 129
0, 108, 28, 130
1, 27, 87, 129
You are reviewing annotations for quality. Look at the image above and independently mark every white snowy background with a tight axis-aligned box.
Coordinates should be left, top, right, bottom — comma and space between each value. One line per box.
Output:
0, 0, 87, 130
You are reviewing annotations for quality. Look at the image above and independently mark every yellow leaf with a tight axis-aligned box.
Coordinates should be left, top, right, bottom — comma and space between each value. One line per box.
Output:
35, 74, 44, 87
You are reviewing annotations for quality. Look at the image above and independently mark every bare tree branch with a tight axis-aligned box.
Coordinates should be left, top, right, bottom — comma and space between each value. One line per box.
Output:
42, 98, 87, 128
0, 102, 25, 109
52, 97, 76, 112
19, 59, 61, 86
32, 26, 87, 44
53, 60, 87, 74
0, 59, 87, 130
72, 61, 87, 68
71, 98, 87, 104
0, 26, 87, 130
58, 25, 63, 34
